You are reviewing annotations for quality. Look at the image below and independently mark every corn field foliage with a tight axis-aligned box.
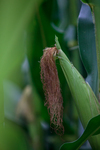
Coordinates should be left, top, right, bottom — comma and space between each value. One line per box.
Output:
0, 0, 100, 150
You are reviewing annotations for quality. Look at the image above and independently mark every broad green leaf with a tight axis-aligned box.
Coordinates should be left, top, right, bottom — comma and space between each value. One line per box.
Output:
78, 3, 98, 96
0, 0, 40, 80
0, 0, 42, 131
60, 115, 100, 150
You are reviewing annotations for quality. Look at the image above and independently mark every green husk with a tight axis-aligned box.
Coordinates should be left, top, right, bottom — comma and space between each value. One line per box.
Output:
57, 49, 100, 127
55, 36, 100, 149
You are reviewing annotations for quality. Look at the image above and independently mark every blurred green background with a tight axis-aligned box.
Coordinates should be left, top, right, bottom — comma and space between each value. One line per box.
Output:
0, 0, 92, 150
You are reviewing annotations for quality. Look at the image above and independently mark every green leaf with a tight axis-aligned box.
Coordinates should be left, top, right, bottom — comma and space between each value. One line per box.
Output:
78, 3, 98, 97
60, 115, 100, 150
0, 120, 30, 150
0, 0, 41, 130
0, 0, 40, 80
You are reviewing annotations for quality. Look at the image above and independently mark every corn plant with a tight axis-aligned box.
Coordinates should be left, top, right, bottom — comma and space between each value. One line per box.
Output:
1, 0, 100, 150
40, 1, 100, 149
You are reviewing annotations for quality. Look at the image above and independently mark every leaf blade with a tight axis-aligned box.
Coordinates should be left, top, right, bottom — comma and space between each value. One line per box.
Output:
60, 115, 100, 150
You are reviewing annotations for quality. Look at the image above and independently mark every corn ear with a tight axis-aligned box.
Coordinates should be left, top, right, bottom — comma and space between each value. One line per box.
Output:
58, 49, 100, 127
55, 36, 100, 149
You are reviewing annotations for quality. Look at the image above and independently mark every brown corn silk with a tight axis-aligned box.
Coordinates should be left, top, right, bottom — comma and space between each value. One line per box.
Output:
40, 47, 64, 135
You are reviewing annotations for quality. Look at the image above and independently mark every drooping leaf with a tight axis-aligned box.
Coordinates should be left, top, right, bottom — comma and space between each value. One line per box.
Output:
60, 115, 100, 150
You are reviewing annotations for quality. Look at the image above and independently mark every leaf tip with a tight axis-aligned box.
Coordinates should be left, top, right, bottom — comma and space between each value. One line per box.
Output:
55, 35, 61, 50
